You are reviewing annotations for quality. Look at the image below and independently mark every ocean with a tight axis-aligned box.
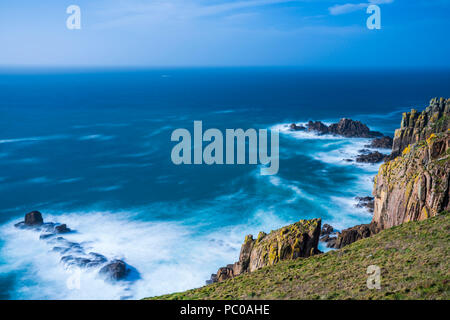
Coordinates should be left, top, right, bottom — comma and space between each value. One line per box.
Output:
0, 68, 449, 299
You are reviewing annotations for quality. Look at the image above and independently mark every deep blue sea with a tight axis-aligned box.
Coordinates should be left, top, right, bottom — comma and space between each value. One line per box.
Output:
0, 68, 449, 299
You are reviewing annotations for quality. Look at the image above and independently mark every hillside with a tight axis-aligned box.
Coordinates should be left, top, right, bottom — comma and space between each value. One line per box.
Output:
147, 212, 449, 300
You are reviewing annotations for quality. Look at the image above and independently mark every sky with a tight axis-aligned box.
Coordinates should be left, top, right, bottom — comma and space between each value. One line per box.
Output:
0, 0, 449, 68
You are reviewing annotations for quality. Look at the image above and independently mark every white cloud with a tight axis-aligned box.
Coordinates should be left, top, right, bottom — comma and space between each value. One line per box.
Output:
329, 0, 393, 16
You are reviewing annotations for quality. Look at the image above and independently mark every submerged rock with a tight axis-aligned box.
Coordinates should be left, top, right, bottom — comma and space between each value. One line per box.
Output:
289, 123, 306, 131
356, 151, 385, 163
55, 224, 71, 234
99, 260, 128, 280
355, 196, 374, 212
367, 136, 393, 149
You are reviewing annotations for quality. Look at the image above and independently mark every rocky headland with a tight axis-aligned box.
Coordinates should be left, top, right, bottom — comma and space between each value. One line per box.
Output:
205, 97, 449, 284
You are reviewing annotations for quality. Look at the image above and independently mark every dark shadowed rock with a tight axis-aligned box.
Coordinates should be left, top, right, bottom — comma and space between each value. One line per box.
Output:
55, 224, 71, 234
290, 123, 306, 131
367, 136, 393, 149
328, 118, 383, 138
356, 151, 385, 163
24, 211, 44, 226
334, 223, 380, 249
100, 260, 128, 280
307, 121, 329, 134
320, 224, 334, 236
355, 196, 374, 212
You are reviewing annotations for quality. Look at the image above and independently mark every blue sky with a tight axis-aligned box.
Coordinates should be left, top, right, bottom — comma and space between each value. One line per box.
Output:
0, 0, 449, 67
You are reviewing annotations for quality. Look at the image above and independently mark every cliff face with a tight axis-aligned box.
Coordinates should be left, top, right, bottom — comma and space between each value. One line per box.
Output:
372, 131, 449, 229
208, 218, 321, 283
391, 97, 449, 157
334, 97, 449, 248
372, 97, 449, 229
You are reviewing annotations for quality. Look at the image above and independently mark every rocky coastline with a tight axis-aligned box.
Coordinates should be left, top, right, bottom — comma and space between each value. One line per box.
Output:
14, 211, 137, 282
207, 97, 449, 284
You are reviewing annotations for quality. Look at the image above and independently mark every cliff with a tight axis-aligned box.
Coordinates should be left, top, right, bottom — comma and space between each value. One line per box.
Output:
372, 130, 449, 228
391, 97, 449, 157
207, 218, 321, 283
373, 97, 449, 229
333, 98, 449, 247
149, 213, 450, 300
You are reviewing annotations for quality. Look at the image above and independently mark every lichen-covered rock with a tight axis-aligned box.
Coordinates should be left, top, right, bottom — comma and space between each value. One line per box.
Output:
372, 131, 449, 229
391, 97, 449, 158
208, 219, 321, 283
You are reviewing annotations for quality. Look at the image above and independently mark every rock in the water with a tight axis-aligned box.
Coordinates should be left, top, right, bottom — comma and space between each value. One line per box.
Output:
355, 196, 374, 212
209, 218, 321, 283
24, 211, 44, 226
328, 118, 383, 138
55, 224, 71, 234
307, 121, 329, 134
356, 151, 385, 163
289, 123, 306, 131
320, 223, 334, 236
99, 260, 128, 281
368, 136, 393, 149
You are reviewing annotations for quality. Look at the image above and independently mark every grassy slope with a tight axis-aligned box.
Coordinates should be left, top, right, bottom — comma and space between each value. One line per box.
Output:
148, 213, 449, 300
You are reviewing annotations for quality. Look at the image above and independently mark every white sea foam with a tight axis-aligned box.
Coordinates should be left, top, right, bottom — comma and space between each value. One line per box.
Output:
0, 207, 291, 300
79, 134, 115, 141
0, 135, 69, 144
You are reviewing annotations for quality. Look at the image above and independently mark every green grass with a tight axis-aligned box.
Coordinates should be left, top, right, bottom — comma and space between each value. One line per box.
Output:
147, 213, 450, 300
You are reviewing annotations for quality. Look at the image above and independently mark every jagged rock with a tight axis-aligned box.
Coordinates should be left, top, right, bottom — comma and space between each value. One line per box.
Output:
368, 136, 393, 149
356, 151, 385, 163
391, 97, 449, 158
24, 211, 43, 226
289, 123, 306, 131
306, 118, 382, 138
320, 223, 334, 236
99, 260, 128, 280
208, 219, 321, 283
334, 222, 380, 249
355, 196, 374, 212
328, 118, 383, 138
55, 224, 71, 234
307, 121, 329, 134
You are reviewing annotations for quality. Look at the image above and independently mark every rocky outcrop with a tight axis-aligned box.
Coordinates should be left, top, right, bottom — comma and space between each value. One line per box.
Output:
306, 118, 382, 138
14, 212, 136, 283
356, 151, 385, 163
333, 222, 380, 249
100, 260, 129, 281
372, 131, 449, 229
207, 219, 321, 283
367, 136, 393, 149
307, 121, 329, 134
328, 118, 382, 138
319, 223, 338, 248
24, 211, 43, 226
391, 97, 449, 158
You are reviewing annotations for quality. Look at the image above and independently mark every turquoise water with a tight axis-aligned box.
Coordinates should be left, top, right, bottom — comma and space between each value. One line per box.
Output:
0, 68, 449, 299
